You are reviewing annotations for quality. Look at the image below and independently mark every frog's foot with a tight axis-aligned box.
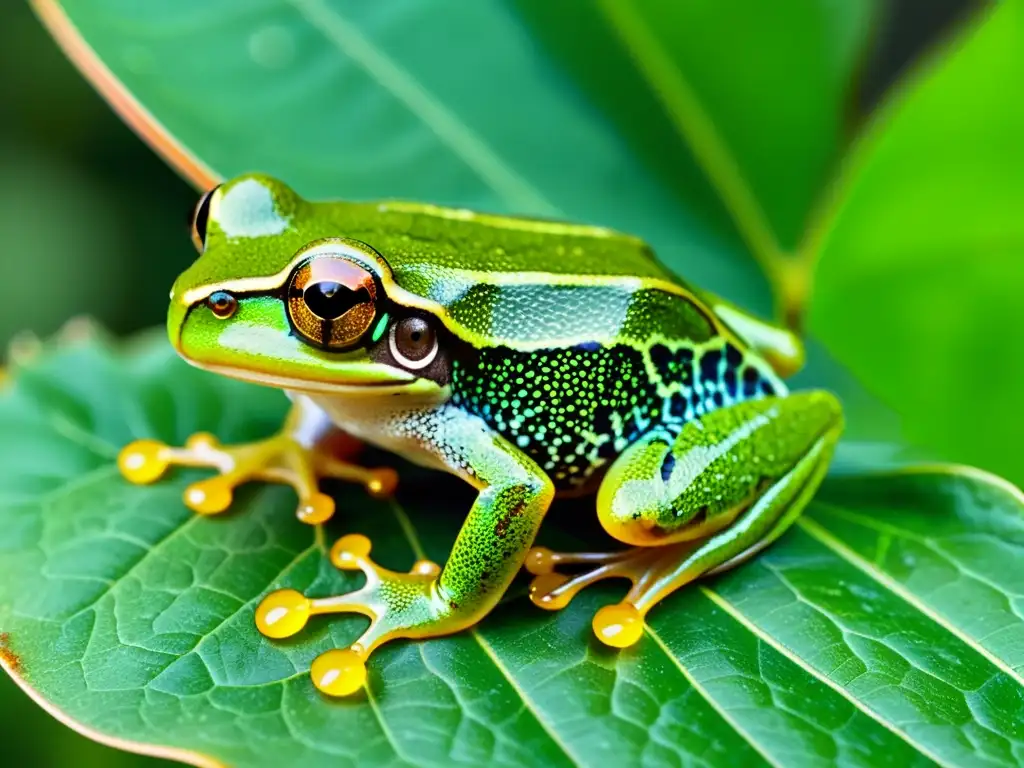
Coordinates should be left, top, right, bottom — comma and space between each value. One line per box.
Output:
117, 432, 397, 524
255, 534, 467, 697
525, 544, 693, 649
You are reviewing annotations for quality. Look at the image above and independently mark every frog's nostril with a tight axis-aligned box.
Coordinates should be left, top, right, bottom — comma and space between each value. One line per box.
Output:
206, 290, 238, 319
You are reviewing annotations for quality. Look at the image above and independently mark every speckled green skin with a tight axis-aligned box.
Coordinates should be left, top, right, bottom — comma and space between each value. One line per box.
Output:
170, 174, 844, 653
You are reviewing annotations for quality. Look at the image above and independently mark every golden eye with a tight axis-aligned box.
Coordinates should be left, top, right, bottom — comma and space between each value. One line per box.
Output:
389, 316, 438, 370
206, 290, 237, 319
287, 257, 377, 349
190, 186, 218, 252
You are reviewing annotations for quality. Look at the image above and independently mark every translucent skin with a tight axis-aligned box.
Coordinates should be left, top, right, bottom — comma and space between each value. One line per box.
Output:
119, 174, 843, 697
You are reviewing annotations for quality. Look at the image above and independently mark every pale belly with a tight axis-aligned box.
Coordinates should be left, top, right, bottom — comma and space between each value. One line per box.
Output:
291, 391, 453, 474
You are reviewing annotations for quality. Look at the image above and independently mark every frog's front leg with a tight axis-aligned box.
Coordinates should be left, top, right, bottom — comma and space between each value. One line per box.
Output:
528, 391, 842, 647
117, 396, 397, 524
255, 407, 555, 697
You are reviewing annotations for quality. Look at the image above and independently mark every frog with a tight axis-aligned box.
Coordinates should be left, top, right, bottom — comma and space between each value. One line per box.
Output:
118, 174, 843, 698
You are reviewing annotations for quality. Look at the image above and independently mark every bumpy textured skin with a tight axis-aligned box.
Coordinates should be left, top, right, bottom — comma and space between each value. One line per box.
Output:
449, 338, 780, 491
146, 174, 844, 694
597, 392, 842, 545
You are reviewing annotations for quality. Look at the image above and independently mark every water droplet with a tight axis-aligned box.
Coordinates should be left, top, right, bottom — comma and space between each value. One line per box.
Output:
249, 26, 295, 70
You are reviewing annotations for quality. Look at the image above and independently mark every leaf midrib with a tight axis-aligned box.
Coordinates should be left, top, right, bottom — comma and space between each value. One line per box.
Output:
389, 477, 959, 766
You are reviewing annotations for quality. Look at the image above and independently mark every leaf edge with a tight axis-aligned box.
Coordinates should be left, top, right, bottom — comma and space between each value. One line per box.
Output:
1, 656, 222, 768
30, 0, 219, 191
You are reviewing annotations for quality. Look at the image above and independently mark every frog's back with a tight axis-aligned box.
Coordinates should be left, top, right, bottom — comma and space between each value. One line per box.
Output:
311, 200, 734, 356
335, 200, 677, 284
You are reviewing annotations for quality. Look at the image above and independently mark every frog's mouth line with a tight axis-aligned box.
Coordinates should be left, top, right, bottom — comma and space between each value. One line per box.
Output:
185, 359, 426, 397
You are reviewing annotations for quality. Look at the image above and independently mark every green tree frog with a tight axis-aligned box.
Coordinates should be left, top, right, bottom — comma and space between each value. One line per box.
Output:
118, 175, 843, 697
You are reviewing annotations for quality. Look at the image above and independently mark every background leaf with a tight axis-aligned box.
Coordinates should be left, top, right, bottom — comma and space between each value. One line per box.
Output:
2, 337, 1023, 767
47, 0, 770, 313
8, 0, 1023, 765
514, 0, 878, 257
808, 0, 1024, 486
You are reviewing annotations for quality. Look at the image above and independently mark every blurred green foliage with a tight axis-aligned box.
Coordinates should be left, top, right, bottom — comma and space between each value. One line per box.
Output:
0, 0, 1012, 764
0, 2, 180, 764
810, 1, 1024, 485
0, 3, 195, 350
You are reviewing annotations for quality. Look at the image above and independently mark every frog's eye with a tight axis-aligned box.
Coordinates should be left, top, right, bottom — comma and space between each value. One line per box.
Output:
389, 316, 438, 370
287, 257, 377, 349
190, 186, 219, 252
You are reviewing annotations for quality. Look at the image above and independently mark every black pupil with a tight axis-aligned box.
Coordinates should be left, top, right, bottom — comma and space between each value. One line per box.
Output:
397, 318, 433, 359
304, 281, 367, 320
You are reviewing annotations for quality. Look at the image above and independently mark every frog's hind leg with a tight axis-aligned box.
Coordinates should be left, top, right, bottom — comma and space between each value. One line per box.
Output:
117, 396, 397, 523
527, 391, 842, 648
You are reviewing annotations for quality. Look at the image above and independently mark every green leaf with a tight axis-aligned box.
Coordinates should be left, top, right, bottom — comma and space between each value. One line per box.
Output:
2, 336, 1023, 767
42, 0, 774, 315
513, 0, 878, 256
808, 1, 1024, 487
22, 0, 1024, 765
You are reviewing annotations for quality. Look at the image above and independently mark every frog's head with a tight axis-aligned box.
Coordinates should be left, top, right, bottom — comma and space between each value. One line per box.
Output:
168, 175, 450, 399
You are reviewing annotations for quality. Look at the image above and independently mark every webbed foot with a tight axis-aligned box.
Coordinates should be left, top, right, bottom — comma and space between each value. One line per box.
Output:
256, 534, 474, 697
526, 545, 689, 648
118, 431, 397, 524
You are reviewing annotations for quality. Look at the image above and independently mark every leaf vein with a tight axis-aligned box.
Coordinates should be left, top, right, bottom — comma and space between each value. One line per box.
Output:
594, 0, 782, 273
386, 502, 579, 765
644, 623, 782, 768
805, 508, 1024, 679
284, 0, 557, 215
700, 586, 958, 768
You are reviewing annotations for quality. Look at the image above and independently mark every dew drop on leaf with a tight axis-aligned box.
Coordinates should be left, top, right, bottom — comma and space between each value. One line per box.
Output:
248, 25, 294, 70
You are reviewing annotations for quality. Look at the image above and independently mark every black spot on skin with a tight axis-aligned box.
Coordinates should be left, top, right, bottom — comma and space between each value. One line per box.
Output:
669, 392, 686, 418
723, 368, 737, 398
742, 366, 760, 396
593, 404, 613, 437
661, 452, 677, 482
700, 350, 722, 385
725, 343, 743, 367
650, 343, 674, 380
494, 500, 526, 538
